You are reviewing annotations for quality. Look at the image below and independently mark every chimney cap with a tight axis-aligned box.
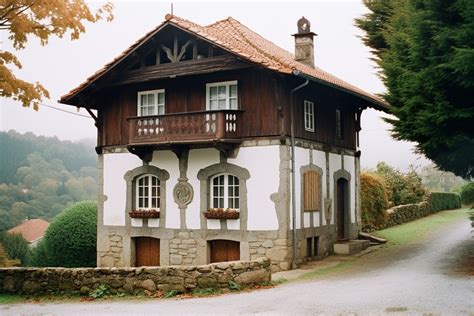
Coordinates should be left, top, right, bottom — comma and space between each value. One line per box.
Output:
293, 16, 317, 37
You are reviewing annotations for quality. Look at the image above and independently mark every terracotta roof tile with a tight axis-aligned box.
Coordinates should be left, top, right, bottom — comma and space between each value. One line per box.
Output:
60, 15, 386, 109
7, 219, 49, 243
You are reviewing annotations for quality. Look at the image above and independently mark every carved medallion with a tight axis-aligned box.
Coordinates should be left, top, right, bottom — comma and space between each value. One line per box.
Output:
173, 181, 194, 208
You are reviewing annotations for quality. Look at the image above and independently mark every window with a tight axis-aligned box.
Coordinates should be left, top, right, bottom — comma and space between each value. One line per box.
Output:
206, 81, 238, 110
336, 109, 344, 140
303, 170, 322, 212
304, 100, 315, 132
137, 90, 165, 116
136, 174, 161, 209
210, 174, 240, 209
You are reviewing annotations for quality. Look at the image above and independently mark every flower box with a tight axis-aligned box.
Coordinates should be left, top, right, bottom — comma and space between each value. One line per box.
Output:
128, 209, 160, 218
203, 208, 240, 220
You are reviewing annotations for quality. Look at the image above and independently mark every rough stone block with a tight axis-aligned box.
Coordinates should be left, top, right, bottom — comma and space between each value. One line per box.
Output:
262, 240, 274, 248
182, 239, 196, 245
178, 232, 190, 239
140, 279, 156, 292
257, 247, 266, 255
266, 248, 287, 262
170, 255, 183, 265
235, 269, 270, 285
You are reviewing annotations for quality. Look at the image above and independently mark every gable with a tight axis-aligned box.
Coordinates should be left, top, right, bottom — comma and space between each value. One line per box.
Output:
60, 14, 387, 111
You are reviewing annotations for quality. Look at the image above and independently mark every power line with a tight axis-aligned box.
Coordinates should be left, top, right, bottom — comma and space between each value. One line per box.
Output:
40, 103, 92, 119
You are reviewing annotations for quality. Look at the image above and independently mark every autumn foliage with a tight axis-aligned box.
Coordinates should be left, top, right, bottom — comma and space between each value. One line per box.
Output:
0, 1, 113, 109
360, 172, 389, 230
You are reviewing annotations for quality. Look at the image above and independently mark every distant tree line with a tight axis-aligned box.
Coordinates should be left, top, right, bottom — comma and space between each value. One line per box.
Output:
0, 130, 98, 231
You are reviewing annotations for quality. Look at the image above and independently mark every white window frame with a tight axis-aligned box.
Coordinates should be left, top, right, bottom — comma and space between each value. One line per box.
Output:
210, 173, 240, 210
135, 174, 161, 210
304, 100, 315, 132
137, 89, 165, 116
206, 80, 238, 111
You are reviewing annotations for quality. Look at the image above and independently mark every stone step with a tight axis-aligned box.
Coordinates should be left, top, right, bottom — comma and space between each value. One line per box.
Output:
358, 232, 388, 244
333, 239, 370, 255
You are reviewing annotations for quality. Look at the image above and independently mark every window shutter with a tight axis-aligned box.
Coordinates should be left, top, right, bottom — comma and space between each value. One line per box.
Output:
303, 170, 321, 212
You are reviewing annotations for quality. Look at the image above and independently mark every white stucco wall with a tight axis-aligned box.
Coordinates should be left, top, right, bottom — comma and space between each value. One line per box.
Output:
292, 147, 326, 229
228, 146, 280, 231
150, 151, 180, 229
187, 148, 220, 229
103, 152, 142, 226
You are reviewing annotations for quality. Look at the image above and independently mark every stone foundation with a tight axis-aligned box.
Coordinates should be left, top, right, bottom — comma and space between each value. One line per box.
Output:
0, 258, 271, 295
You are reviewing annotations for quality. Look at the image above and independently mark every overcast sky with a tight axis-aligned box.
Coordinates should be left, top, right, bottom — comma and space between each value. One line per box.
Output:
0, 0, 430, 171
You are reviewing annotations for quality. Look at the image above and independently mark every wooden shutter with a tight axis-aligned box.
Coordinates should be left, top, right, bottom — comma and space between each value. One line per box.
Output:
303, 170, 321, 212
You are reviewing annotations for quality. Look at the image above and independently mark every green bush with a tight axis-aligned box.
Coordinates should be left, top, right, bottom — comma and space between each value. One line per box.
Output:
428, 192, 461, 211
33, 201, 97, 267
360, 172, 389, 230
460, 182, 474, 207
374, 162, 427, 206
0, 232, 30, 266
29, 238, 53, 267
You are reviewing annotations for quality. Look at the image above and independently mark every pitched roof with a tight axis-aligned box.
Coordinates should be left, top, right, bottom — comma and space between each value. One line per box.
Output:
60, 14, 387, 110
7, 219, 49, 243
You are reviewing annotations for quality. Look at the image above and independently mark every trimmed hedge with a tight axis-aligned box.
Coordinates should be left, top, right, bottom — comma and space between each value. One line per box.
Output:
360, 172, 389, 230
460, 182, 474, 207
381, 192, 461, 230
428, 192, 461, 211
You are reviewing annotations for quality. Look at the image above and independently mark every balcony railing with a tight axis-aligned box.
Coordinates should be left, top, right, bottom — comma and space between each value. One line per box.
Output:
127, 110, 243, 145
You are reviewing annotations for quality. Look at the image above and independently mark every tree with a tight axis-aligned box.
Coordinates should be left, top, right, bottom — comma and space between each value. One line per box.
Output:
460, 182, 474, 207
39, 201, 97, 267
0, 1, 113, 109
356, 0, 474, 178
0, 232, 30, 265
360, 172, 389, 230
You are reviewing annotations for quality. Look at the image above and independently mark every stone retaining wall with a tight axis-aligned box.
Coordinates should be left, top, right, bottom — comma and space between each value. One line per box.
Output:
0, 258, 270, 295
385, 201, 430, 227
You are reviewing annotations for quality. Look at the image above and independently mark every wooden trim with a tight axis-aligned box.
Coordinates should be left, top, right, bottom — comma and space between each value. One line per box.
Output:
108, 55, 249, 86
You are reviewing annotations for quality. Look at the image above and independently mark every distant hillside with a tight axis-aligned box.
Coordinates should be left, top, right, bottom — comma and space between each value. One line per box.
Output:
0, 130, 98, 231
0, 130, 97, 184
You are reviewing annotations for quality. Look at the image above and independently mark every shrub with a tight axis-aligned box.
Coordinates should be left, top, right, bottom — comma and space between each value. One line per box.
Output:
428, 192, 461, 211
39, 201, 97, 267
0, 243, 20, 267
374, 162, 427, 206
360, 172, 389, 230
460, 182, 474, 207
29, 238, 53, 267
0, 232, 30, 265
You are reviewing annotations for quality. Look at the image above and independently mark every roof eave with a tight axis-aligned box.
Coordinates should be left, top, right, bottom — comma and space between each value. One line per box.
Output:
291, 70, 389, 112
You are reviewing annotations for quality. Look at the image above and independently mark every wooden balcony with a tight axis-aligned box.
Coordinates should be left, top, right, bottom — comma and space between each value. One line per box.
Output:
127, 110, 243, 146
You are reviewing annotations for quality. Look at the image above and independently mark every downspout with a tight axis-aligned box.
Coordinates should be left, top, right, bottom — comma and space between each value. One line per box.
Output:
290, 70, 309, 269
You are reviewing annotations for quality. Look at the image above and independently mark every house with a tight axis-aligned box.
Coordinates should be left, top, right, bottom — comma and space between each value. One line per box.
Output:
420, 164, 466, 193
60, 14, 388, 271
7, 219, 49, 248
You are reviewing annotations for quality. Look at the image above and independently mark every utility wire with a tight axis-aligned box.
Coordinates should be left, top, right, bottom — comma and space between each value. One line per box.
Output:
39, 103, 92, 119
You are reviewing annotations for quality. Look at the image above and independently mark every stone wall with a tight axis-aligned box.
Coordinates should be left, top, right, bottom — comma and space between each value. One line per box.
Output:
0, 258, 270, 295
248, 235, 290, 271
385, 201, 430, 228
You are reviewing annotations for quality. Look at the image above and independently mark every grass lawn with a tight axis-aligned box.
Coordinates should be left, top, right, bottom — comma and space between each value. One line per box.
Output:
375, 208, 470, 246
299, 208, 470, 280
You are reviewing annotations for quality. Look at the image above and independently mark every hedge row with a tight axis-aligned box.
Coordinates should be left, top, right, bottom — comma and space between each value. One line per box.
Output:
382, 192, 461, 230
428, 192, 461, 212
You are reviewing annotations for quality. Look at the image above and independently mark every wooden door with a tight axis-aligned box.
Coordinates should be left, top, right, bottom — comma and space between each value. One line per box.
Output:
336, 179, 346, 240
135, 237, 160, 266
209, 240, 240, 263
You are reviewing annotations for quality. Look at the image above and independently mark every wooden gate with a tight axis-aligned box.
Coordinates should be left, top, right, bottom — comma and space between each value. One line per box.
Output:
209, 240, 240, 263
135, 237, 160, 266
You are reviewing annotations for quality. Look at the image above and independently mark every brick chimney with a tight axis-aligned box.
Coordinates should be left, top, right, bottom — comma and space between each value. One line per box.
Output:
292, 16, 317, 68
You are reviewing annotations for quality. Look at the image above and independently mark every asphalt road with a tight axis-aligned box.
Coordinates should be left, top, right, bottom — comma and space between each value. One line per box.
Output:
2, 212, 473, 315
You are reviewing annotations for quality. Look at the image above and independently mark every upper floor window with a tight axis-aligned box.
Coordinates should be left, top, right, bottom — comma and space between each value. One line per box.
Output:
136, 174, 161, 209
138, 89, 165, 116
304, 100, 315, 132
210, 173, 240, 209
336, 109, 344, 140
206, 81, 238, 111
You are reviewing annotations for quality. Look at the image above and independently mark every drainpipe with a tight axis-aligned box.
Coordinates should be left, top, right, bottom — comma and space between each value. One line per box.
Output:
290, 70, 309, 269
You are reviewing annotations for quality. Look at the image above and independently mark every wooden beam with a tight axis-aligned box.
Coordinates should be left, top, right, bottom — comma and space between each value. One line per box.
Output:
107, 55, 250, 86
